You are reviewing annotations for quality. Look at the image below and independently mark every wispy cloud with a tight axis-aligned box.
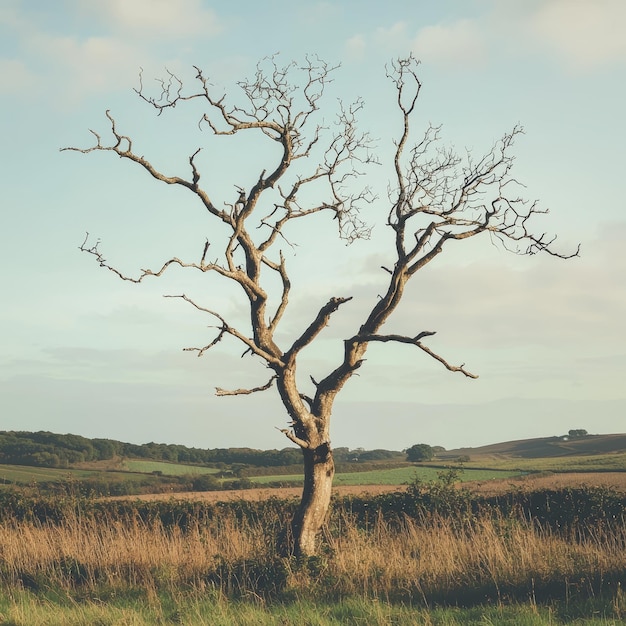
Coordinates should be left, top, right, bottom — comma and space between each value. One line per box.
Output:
412, 19, 487, 68
0, 58, 35, 95
345, 34, 366, 60
73, 0, 222, 41
0, 0, 222, 103
527, 0, 626, 71
30, 34, 145, 100
403, 1, 626, 73
374, 21, 410, 52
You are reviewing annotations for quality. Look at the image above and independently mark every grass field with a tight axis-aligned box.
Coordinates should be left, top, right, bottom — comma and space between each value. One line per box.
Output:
460, 452, 626, 473
1, 590, 625, 625
0, 460, 220, 488
2, 434, 625, 622
1, 441, 624, 494
121, 460, 221, 475
0, 460, 521, 490
1, 487, 626, 624
250, 466, 520, 486
0, 465, 94, 484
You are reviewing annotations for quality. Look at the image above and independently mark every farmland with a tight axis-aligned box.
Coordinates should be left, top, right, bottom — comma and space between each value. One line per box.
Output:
1, 431, 625, 498
251, 465, 520, 486
1, 466, 626, 624
1, 431, 626, 623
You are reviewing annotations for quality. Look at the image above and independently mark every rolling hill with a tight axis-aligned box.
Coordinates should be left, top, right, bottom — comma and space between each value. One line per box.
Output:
439, 433, 626, 461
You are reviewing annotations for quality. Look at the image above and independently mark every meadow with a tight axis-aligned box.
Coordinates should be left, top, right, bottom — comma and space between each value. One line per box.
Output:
250, 465, 520, 487
459, 451, 626, 474
1, 434, 626, 623
1, 470, 626, 624
0, 459, 521, 495
122, 460, 222, 475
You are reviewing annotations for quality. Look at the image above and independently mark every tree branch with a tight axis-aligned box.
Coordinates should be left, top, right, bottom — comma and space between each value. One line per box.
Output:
285, 296, 353, 363
356, 331, 436, 344
415, 343, 477, 378
61, 111, 225, 222
356, 331, 477, 378
164, 294, 284, 367
216, 376, 277, 396
276, 427, 310, 449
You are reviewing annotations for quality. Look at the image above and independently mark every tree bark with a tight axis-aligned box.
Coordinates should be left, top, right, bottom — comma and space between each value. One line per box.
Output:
290, 442, 335, 557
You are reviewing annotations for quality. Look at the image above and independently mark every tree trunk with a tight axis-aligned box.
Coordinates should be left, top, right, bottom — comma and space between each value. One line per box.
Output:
290, 442, 335, 556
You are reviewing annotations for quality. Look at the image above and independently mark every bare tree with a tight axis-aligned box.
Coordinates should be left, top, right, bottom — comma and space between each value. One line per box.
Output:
62, 56, 577, 556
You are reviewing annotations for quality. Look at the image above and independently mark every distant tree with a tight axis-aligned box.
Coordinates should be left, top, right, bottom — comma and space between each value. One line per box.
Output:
406, 443, 435, 462
191, 473, 220, 491
64, 56, 577, 555
92, 438, 117, 460
568, 429, 588, 438
358, 449, 398, 462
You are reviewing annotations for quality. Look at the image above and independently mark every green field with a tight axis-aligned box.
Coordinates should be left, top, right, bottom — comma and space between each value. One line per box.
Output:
0, 465, 95, 484
0, 460, 221, 487
1, 444, 623, 493
121, 460, 221, 475
2, 589, 624, 626
251, 466, 520, 486
461, 452, 626, 473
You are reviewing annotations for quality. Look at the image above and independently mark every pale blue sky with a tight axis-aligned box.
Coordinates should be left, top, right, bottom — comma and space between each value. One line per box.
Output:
1, 0, 624, 451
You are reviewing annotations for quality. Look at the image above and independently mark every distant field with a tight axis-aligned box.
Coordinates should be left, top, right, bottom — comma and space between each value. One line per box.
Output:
460, 452, 626, 473
251, 466, 521, 486
0, 461, 220, 486
0, 465, 95, 484
1, 450, 623, 492
121, 460, 220, 475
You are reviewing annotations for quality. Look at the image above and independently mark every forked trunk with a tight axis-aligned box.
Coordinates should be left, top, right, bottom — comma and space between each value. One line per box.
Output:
290, 442, 335, 556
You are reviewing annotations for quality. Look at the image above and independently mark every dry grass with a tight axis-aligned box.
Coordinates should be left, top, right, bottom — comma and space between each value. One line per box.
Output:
0, 512, 270, 593
322, 511, 626, 602
1, 502, 624, 606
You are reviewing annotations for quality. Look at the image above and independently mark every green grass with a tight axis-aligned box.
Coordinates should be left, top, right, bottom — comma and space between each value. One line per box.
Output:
250, 466, 521, 486
460, 452, 626, 473
1, 447, 623, 494
121, 459, 221, 475
0, 589, 625, 625
0, 465, 95, 484
0, 460, 221, 487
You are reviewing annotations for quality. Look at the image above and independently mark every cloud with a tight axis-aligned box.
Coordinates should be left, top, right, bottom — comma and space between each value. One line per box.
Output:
1, 1, 223, 104
0, 58, 36, 95
0, 373, 286, 448
332, 397, 626, 450
345, 34, 366, 60
374, 22, 410, 52
412, 19, 487, 67
406, 1, 626, 74
75, 0, 221, 41
298, 2, 341, 26
528, 0, 626, 71
282, 219, 626, 372
30, 34, 144, 99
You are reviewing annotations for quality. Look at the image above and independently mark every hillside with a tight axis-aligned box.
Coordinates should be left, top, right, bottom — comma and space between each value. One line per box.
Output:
2, 430, 625, 473
440, 433, 626, 461
0, 430, 624, 497
0, 431, 403, 470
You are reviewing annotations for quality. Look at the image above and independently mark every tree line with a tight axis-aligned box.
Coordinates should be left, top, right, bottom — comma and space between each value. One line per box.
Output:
0, 431, 404, 469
